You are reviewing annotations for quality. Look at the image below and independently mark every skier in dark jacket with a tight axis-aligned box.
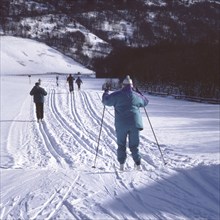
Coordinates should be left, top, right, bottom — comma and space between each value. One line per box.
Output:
30, 82, 47, 122
67, 74, 75, 92
56, 75, 59, 86
102, 75, 149, 171
75, 76, 83, 90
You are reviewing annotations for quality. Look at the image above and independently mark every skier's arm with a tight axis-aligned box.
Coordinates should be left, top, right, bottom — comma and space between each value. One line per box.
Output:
43, 89, 47, 96
30, 87, 36, 96
102, 91, 117, 106
141, 95, 149, 106
134, 87, 149, 107
39, 87, 47, 96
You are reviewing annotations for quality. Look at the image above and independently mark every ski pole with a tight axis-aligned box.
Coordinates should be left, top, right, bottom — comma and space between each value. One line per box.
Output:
135, 87, 167, 165
144, 107, 167, 165
92, 105, 106, 168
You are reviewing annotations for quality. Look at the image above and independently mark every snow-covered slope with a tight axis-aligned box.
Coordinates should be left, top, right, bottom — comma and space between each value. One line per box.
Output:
1, 74, 219, 220
0, 36, 94, 75
0, 36, 219, 219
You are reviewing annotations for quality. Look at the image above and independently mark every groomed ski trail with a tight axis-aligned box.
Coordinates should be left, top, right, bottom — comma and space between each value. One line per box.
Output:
1, 76, 219, 220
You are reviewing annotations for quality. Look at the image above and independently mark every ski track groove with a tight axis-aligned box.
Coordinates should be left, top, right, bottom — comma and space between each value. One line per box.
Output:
50, 89, 97, 154
63, 90, 119, 167
72, 91, 111, 148
69, 91, 103, 146
51, 88, 119, 169
82, 91, 117, 140
47, 90, 85, 163
29, 104, 53, 168
0, 196, 21, 219
71, 91, 117, 167
38, 122, 67, 168
31, 174, 80, 220
46, 89, 101, 165
44, 174, 80, 220
6, 96, 33, 168
79, 91, 119, 164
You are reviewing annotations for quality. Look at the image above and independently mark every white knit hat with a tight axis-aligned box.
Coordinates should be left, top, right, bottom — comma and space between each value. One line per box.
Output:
123, 75, 133, 85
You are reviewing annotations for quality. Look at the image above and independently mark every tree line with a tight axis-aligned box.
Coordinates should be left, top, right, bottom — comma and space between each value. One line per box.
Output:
93, 41, 219, 98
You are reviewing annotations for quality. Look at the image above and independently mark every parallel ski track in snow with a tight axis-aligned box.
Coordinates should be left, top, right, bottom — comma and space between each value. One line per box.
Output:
45, 88, 103, 167
78, 91, 119, 164
31, 174, 80, 220
46, 86, 166, 219
1, 172, 101, 220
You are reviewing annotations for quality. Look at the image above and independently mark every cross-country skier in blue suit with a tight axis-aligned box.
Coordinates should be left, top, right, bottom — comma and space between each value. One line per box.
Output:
102, 75, 149, 171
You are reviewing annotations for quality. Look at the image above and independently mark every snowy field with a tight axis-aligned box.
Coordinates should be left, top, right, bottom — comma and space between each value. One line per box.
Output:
0, 36, 219, 220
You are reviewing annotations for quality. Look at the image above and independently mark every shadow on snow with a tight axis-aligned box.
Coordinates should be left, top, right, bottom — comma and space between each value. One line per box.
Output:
104, 164, 220, 219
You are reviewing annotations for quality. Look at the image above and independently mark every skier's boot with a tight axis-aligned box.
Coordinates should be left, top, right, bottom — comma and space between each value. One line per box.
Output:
134, 161, 142, 171
119, 164, 124, 171
136, 165, 142, 171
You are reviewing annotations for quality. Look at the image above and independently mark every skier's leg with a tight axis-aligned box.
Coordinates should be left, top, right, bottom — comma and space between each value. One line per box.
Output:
116, 128, 128, 164
35, 103, 41, 121
40, 103, 44, 120
69, 83, 73, 92
128, 128, 141, 165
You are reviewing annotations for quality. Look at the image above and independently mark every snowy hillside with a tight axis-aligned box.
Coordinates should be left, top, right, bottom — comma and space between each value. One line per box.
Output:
1, 0, 219, 68
0, 36, 219, 219
1, 36, 94, 75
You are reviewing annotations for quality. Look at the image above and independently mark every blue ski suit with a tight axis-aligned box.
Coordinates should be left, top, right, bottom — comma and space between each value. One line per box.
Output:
102, 85, 149, 165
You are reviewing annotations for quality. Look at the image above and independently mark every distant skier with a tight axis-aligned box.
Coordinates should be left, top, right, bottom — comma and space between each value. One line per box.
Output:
67, 74, 75, 92
28, 75, 31, 84
38, 78, 41, 85
56, 75, 59, 86
30, 82, 47, 123
102, 75, 149, 171
75, 76, 83, 90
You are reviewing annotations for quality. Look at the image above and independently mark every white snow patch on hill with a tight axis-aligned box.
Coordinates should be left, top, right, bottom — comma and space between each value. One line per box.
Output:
1, 36, 94, 75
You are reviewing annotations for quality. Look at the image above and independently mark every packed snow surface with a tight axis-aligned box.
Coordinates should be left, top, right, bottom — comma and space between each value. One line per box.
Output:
0, 36, 219, 220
